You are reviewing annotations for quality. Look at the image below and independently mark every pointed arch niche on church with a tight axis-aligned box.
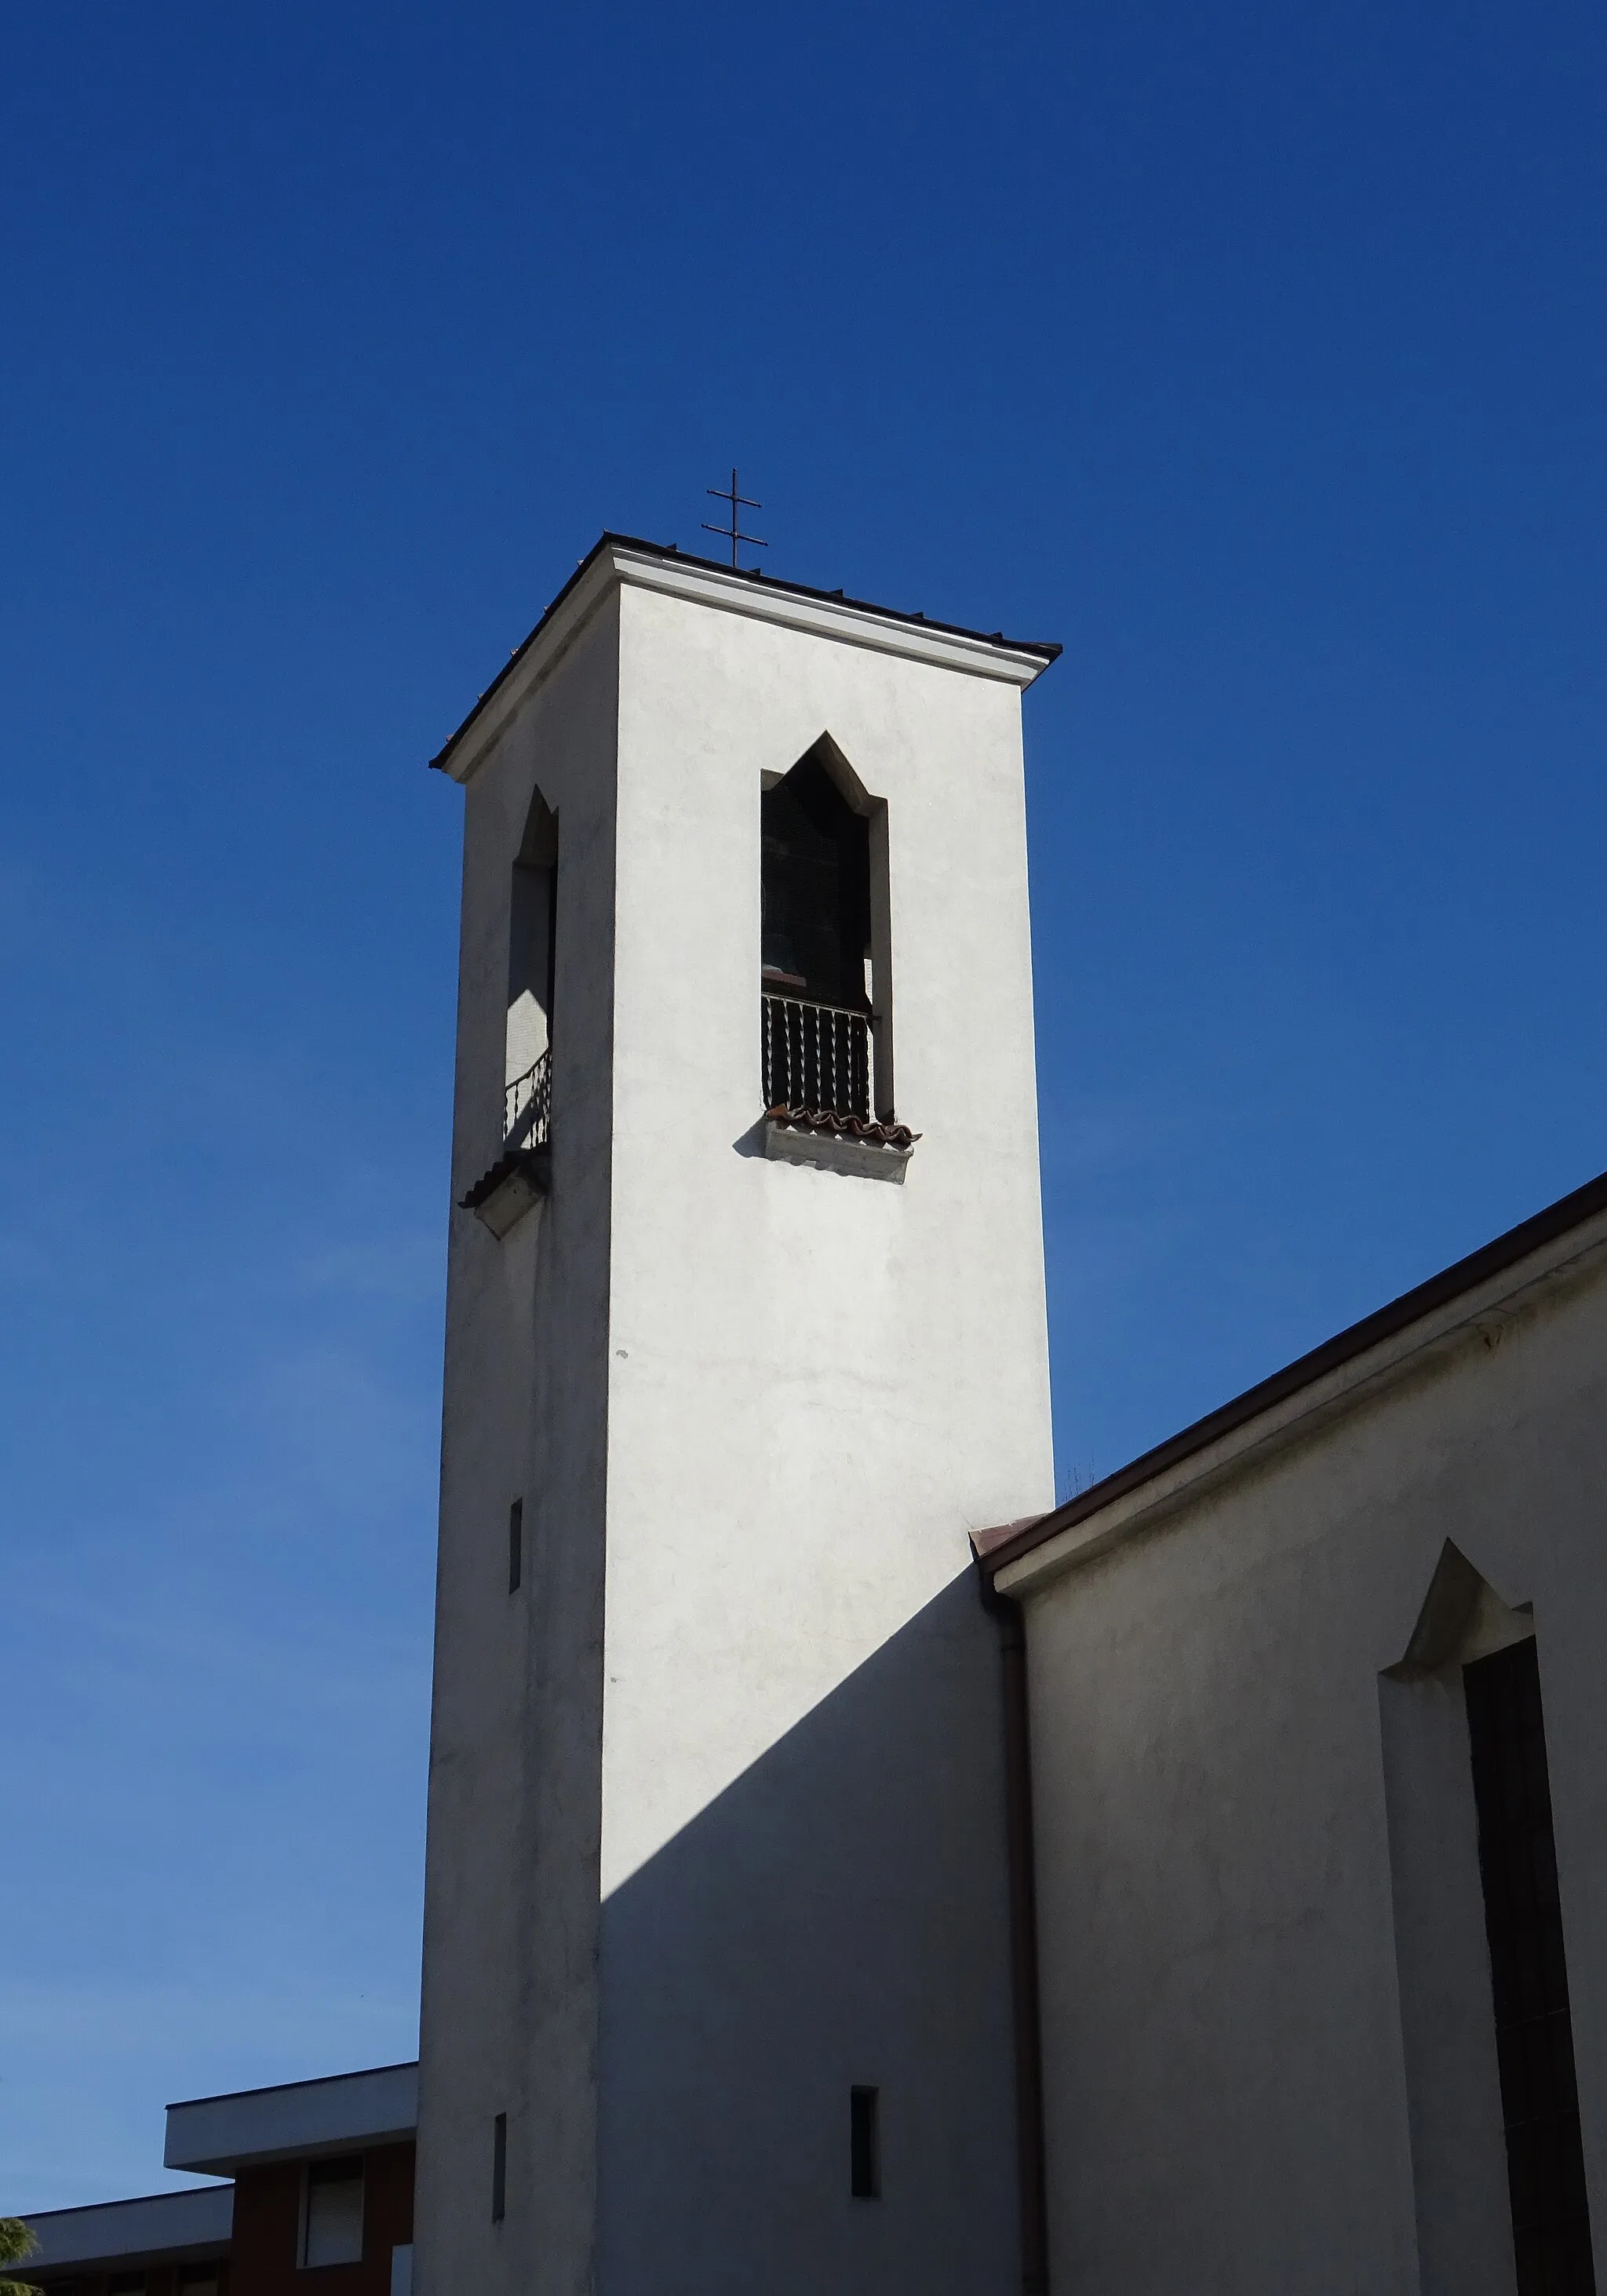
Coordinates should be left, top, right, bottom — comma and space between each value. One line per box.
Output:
759, 734, 901, 1161
1380, 1542, 1596, 2296
506, 782, 557, 1151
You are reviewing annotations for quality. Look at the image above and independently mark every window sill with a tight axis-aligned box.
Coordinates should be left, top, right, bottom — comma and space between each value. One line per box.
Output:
460, 1146, 550, 1237
762, 1110, 917, 1185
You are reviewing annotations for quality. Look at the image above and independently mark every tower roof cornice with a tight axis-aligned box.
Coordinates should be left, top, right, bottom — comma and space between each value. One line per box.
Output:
428, 532, 1061, 783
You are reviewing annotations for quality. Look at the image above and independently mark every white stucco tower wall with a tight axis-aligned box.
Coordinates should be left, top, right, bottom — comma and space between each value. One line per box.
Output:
415, 538, 1057, 2296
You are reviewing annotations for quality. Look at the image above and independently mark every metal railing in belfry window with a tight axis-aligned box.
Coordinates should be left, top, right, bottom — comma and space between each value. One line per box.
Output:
505, 1047, 552, 1151
762, 994, 871, 1121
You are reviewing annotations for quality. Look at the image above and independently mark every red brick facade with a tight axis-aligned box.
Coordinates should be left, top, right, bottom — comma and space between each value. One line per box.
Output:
30, 2145, 414, 2296
229, 2145, 414, 2296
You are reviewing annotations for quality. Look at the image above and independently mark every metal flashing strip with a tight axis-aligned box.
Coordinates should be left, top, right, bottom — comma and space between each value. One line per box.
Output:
983, 1166, 1607, 1595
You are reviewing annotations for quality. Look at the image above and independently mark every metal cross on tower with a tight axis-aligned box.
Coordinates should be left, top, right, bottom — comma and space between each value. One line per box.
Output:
701, 468, 767, 570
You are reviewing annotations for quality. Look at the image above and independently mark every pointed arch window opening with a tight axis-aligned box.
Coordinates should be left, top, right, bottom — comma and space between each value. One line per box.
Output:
760, 738, 893, 1128
1383, 1543, 1598, 2296
505, 785, 558, 1155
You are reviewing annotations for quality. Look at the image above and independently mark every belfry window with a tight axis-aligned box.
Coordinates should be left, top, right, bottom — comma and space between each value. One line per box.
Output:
760, 738, 886, 1123
506, 785, 556, 1155
459, 782, 558, 1237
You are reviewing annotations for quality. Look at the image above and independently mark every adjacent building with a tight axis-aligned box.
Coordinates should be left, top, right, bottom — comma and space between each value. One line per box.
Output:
21, 2067, 415, 2296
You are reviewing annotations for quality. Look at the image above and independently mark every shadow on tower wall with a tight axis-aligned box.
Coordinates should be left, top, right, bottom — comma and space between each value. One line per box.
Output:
594, 1570, 1024, 2296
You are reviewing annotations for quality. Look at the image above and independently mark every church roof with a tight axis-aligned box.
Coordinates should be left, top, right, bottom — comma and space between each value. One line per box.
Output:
428, 533, 1061, 777
980, 1160, 1607, 1583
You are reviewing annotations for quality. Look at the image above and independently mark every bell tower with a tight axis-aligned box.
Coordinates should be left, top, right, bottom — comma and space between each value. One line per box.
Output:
415, 537, 1059, 2296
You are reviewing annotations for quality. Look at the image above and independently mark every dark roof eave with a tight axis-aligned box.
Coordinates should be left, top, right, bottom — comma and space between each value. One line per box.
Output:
978, 1161, 1607, 1580
428, 534, 1062, 774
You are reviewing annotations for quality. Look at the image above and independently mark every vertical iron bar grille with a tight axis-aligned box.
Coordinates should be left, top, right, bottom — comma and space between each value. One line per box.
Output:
761, 993, 870, 1121
1464, 1636, 1598, 2296
504, 1047, 552, 1150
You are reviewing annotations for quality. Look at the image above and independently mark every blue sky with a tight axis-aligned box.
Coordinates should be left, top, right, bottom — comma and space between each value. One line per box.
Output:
5, 0, 1606, 2210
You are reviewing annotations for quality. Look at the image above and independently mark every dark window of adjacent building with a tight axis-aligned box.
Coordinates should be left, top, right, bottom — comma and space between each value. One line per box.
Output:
1464, 1636, 1597, 2296
491, 2112, 508, 2225
849, 2086, 880, 2199
508, 1498, 523, 1594
301, 2154, 365, 2269
108, 2277, 146, 2294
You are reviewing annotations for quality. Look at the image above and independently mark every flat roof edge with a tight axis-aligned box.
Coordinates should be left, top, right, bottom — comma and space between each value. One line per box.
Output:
164, 2059, 418, 2114
166, 2130, 416, 2178
164, 2060, 418, 2174
22, 2185, 234, 2274
24, 2189, 231, 2225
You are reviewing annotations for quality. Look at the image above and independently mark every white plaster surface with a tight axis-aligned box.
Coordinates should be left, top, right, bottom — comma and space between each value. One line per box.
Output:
164, 2061, 417, 2174
416, 553, 1055, 2296
1015, 1241, 1607, 2294
23, 2187, 233, 2272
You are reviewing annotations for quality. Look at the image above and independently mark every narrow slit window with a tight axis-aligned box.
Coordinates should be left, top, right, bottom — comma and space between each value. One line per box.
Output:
1464, 1636, 1597, 2295
849, 2086, 880, 2199
508, 1499, 523, 1594
491, 2112, 508, 2225
302, 2156, 365, 2269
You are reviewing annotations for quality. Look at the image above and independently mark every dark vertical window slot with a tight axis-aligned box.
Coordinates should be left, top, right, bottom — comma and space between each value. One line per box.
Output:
508, 1499, 523, 1594
491, 2112, 508, 2225
850, 2085, 880, 2200
1465, 1636, 1597, 2295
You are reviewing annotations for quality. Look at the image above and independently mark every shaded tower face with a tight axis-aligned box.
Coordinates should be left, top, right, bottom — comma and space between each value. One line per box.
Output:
415, 540, 1058, 2296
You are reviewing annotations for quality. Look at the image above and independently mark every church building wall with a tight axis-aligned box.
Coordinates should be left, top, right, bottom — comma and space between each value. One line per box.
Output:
1001, 1213, 1607, 2295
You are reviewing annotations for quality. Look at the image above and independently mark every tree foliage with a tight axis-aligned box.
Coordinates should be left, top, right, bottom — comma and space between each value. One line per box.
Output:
0, 2215, 41, 2296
